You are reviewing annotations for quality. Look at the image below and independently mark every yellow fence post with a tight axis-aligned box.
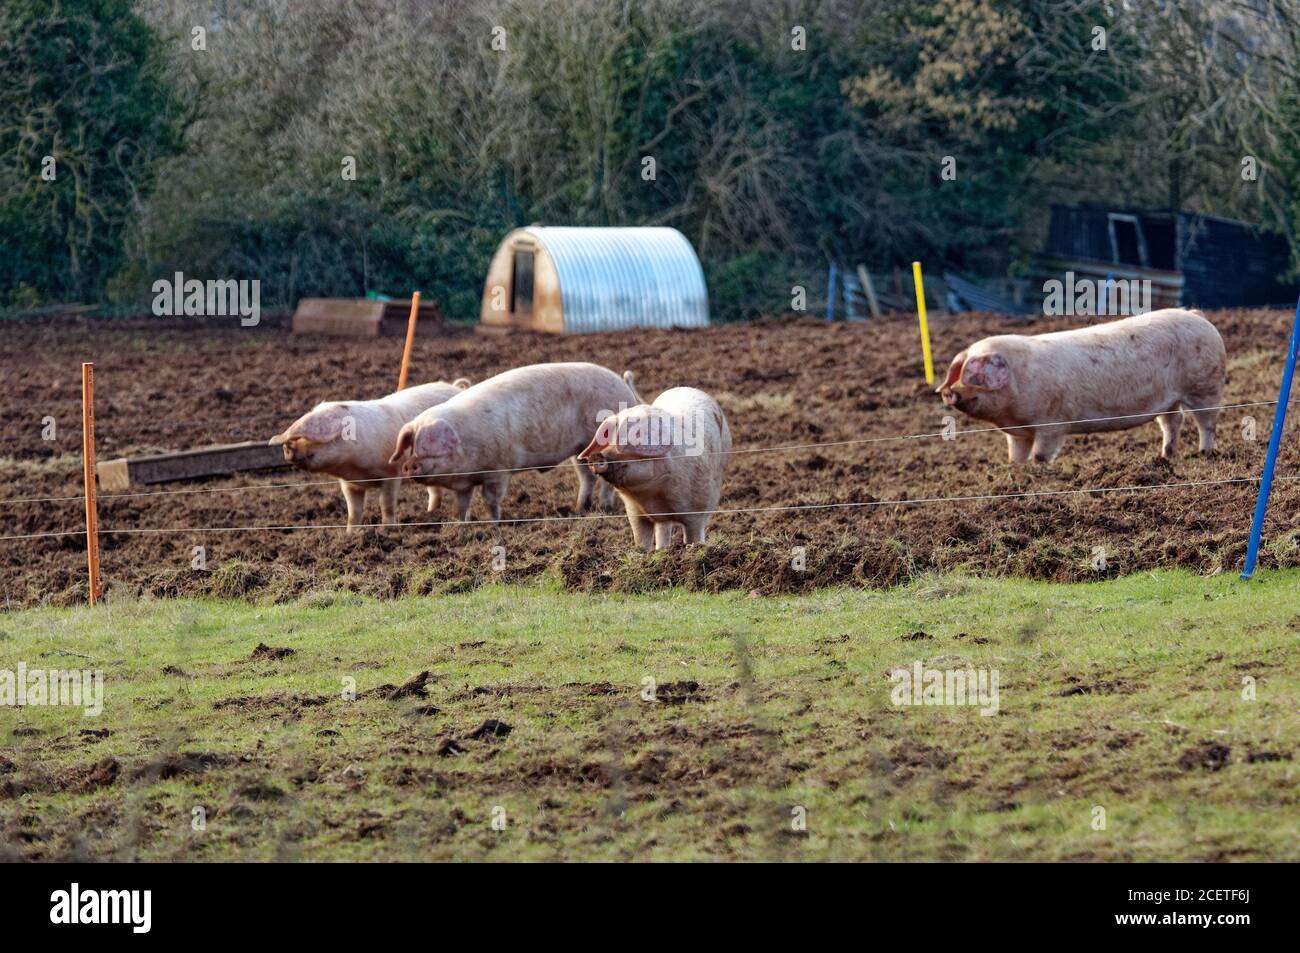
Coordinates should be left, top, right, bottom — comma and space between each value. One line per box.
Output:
912, 261, 934, 385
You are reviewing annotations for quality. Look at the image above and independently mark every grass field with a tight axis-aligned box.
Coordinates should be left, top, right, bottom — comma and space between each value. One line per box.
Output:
2, 570, 1298, 861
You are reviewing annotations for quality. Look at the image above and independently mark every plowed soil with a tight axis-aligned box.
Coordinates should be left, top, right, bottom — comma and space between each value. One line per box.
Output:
2, 309, 1298, 607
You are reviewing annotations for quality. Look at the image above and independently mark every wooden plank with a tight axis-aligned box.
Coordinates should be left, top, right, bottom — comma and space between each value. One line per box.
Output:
97, 441, 291, 488
378, 298, 443, 329
474, 324, 533, 337
292, 298, 444, 337
856, 265, 882, 318
944, 272, 1032, 315
292, 299, 383, 337
96, 458, 130, 491
1031, 255, 1183, 310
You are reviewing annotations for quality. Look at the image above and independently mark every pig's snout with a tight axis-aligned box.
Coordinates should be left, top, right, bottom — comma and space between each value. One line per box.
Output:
579, 447, 608, 473
399, 457, 422, 477
281, 443, 310, 467
940, 387, 968, 411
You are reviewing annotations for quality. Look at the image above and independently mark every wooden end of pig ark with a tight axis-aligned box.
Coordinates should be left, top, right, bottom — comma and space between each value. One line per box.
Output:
479, 226, 710, 334
292, 298, 443, 337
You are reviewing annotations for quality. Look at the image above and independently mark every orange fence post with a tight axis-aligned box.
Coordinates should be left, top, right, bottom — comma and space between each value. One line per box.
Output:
397, 291, 420, 390
81, 362, 102, 605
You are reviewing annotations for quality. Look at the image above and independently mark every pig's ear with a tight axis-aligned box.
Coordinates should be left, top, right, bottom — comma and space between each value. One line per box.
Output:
283, 405, 348, 444
269, 429, 293, 446
389, 425, 415, 465
452, 378, 471, 389
604, 409, 673, 460
413, 418, 459, 458
938, 351, 967, 392
578, 416, 618, 460
961, 353, 1010, 391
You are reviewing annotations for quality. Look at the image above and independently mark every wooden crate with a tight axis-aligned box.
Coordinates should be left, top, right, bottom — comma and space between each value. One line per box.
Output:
97, 441, 291, 491
292, 298, 443, 337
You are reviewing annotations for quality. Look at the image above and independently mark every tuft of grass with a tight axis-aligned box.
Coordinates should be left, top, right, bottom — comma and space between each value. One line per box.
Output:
1, 570, 1297, 861
208, 560, 266, 599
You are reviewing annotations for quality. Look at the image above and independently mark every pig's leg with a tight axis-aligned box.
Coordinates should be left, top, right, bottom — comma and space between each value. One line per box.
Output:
426, 487, 441, 512
654, 521, 677, 550
481, 474, 509, 522
599, 480, 618, 512
627, 507, 654, 552
1006, 433, 1033, 464
682, 515, 710, 545
1187, 401, 1219, 453
1156, 411, 1183, 460
341, 481, 366, 532
572, 458, 596, 512
454, 487, 474, 522
378, 478, 401, 525
1029, 428, 1066, 464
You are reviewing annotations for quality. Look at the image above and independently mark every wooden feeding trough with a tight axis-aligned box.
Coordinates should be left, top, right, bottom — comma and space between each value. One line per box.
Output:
96, 441, 291, 491
479, 226, 709, 334
291, 297, 442, 337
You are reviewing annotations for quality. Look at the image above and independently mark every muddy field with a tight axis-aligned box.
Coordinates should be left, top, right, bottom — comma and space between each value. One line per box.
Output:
2, 308, 1298, 607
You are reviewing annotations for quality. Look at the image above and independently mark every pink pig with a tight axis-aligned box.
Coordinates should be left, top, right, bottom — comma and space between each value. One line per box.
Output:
577, 387, 731, 550
389, 363, 639, 522
937, 309, 1225, 463
270, 379, 470, 530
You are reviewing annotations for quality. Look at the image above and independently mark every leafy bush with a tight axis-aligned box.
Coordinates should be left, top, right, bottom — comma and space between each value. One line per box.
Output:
0, 0, 184, 306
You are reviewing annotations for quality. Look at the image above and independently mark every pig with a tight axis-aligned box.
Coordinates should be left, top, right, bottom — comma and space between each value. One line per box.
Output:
388, 363, 639, 522
937, 309, 1225, 464
577, 387, 731, 551
270, 378, 470, 530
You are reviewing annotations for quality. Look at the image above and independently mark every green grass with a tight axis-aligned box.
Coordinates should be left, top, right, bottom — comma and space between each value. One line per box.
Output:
1, 570, 1297, 861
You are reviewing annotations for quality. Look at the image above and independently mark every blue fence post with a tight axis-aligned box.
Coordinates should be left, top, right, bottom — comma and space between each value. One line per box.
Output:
826, 261, 837, 323
1241, 296, 1300, 580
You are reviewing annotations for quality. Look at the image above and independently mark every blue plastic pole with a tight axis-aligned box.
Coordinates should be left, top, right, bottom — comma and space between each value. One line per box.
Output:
1241, 296, 1300, 580
826, 261, 838, 323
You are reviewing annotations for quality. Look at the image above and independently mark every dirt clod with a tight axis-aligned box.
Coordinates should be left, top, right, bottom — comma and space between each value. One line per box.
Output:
62, 757, 120, 794
466, 719, 513, 740
131, 751, 231, 781
436, 738, 468, 758
1057, 678, 1134, 697
362, 671, 432, 700
887, 742, 955, 771
1179, 741, 1232, 772
234, 780, 285, 801
249, 643, 295, 661
1246, 750, 1290, 763
655, 681, 702, 704
404, 705, 441, 718
214, 692, 328, 711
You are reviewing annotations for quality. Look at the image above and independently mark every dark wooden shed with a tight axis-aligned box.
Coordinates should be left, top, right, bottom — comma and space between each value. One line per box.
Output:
1037, 205, 1297, 309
